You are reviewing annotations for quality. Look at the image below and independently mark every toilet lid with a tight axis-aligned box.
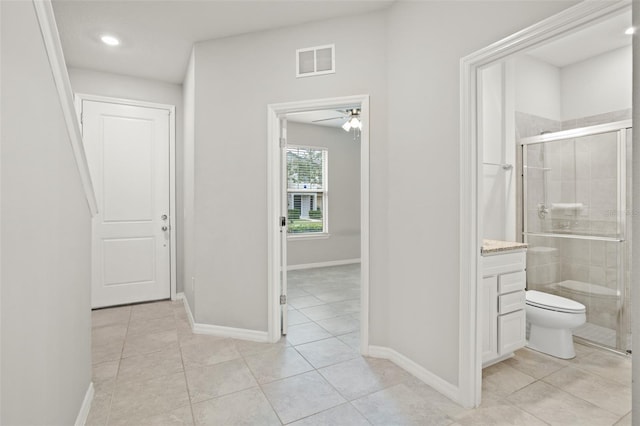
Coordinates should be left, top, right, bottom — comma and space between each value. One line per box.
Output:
526, 290, 586, 313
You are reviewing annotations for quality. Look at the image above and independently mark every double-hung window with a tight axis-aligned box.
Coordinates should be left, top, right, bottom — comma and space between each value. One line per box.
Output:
286, 146, 328, 235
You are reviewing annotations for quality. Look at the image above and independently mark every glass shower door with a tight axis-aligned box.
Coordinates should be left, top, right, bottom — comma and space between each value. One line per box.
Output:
522, 122, 630, 352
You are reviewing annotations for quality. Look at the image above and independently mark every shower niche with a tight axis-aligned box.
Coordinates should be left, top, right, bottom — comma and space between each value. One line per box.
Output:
522, 122, 632, 352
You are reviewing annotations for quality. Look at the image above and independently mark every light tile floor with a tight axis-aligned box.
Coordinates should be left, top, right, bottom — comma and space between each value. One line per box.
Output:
87, 264, 632, 425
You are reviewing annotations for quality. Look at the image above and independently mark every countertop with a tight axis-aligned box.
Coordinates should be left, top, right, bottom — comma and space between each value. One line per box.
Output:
481, 239, 528, 255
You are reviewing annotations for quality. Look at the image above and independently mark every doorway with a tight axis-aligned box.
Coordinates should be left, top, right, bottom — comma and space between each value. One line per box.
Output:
460, 1, 632, 407
267, 95, 370, 355
77, 94, 177, 308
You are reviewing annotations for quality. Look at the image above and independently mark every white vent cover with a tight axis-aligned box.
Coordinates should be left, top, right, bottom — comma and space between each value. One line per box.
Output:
296, 44, 335, 78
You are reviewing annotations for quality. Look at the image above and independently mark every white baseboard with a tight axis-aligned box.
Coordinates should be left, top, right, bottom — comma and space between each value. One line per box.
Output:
287, 258, 360, 271
174, 292, 185, 301
180, 292, 269, 343
75, 382, 94, 426
368, 345, 460, 404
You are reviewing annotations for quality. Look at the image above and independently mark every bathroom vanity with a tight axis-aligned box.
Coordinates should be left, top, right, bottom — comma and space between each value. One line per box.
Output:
481, 240, 528, 367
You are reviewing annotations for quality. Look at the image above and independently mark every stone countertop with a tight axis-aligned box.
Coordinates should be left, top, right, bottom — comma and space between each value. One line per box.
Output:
481, 239, 528, 255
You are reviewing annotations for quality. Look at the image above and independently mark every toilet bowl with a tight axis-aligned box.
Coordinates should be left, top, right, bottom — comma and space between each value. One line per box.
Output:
525, 290, 586, 359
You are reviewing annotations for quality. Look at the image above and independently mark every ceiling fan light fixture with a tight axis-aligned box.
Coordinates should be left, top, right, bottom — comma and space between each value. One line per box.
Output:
342, 121, 352, 132
350, 117, 362, 129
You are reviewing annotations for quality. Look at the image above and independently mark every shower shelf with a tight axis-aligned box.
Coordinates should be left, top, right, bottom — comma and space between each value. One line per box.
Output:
523, 232, 624, 242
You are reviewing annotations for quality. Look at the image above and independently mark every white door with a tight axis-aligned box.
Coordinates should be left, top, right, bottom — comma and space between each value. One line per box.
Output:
82, 100, 171, 308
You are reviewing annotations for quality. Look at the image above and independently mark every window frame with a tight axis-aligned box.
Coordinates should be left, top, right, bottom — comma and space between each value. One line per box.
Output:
286, 144, 329, 239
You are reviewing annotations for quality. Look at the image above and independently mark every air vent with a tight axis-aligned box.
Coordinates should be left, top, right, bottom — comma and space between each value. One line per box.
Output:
296, 44, 335, 78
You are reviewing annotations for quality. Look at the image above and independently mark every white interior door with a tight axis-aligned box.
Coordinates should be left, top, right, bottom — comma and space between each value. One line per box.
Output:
280, 117, 289, 335
82, 100, 171, 308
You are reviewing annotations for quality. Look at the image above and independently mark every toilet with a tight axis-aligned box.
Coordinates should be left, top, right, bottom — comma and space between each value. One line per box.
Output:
525, 290, 586, 359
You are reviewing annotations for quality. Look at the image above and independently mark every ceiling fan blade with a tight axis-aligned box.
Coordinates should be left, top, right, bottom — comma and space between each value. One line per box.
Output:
311, 116, 346, 123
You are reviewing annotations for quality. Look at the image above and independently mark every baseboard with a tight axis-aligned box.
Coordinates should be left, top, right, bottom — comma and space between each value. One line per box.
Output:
192, 323, 269, 343
74, 382, 94, 426
287, 258, 360, 271
368, 345, 460, 404
174, 292, 185, 301
180, 293, 269, 343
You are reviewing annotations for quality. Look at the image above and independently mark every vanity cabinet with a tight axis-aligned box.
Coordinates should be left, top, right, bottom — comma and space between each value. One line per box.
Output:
481, 250, 527, 367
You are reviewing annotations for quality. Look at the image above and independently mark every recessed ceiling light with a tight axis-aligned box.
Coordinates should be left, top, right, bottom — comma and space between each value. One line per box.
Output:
625, 27, 635, 35
100, 35, 120, 46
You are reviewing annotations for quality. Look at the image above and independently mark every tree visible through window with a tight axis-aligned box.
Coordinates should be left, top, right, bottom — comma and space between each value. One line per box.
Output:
287, 146, 327, 234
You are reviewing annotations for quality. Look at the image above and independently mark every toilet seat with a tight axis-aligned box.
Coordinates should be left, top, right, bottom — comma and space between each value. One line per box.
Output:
526, 290, 586, 313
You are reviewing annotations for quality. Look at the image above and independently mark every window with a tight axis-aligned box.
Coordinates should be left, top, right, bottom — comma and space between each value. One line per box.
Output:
287, 146, 328, 235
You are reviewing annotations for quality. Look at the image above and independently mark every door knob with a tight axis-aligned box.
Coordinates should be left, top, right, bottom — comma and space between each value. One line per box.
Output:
161, 226, 168, 231
161, 214, 168, 220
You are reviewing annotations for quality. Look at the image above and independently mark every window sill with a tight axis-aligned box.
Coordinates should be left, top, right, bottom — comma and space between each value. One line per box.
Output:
287, 233, 331, 241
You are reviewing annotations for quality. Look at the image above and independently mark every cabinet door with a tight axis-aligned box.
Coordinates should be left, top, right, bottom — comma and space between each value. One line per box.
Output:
498, 310, 526, 355
481, 276, 499, 364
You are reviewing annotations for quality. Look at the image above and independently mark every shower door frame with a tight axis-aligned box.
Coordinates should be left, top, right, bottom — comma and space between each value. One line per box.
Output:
521, 120, 631, 352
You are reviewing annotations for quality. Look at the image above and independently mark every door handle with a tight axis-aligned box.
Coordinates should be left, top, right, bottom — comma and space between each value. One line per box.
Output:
161, 226, 169, 231
161, 214, 168, 220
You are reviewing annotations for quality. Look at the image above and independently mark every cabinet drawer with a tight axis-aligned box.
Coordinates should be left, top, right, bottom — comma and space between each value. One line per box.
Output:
499, 290, 525, 315
482, 251, 526, 277
499, 271, 526, 294
498, 310, 526, 355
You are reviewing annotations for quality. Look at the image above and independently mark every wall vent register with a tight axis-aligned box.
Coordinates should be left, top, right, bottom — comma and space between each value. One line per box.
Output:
296, 44, 335, 78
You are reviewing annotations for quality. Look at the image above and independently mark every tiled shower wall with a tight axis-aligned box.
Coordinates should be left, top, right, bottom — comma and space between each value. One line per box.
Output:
518, 109, 632, 337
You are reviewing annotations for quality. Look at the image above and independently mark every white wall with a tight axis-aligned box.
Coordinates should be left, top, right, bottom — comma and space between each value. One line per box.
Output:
67, 68, 186, 293
182, 51, 196, 311
385, 0, 575, 386
561, 45, 632, 120
185, 0, 575, 390
286, 122, 360, 267
514, 54, 562, 120
1, 2, 92, 424
482, 62, 516, 241
191, 11, 389, 333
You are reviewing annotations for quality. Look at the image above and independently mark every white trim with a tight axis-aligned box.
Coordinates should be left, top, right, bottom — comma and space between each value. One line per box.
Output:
287, 258, 360, 271
192, 323, 269, 343
267, 95, 370, 350
459, 0, 631, 408
75, 93, 178, 305
32, 0, 98, 216
74, 382, 94, 426
287, 233, 331, 241
368, 346, 459, 403
180, 293, 268, 342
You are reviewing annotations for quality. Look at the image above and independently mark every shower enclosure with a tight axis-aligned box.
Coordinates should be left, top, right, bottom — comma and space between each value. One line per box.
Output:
522, 120, 632, 353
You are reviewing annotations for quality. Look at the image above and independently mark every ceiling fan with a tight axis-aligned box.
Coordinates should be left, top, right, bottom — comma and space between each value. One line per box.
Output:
312, 108, 362, 132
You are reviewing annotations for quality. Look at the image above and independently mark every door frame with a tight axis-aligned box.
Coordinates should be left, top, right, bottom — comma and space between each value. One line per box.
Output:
75, 93, 178, 302
267, 94, 370, 354
459, 0, 631, 408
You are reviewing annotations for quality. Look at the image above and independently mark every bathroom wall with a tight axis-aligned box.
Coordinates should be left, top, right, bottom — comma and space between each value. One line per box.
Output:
286, 122, 361, 268
561, 46, 632, 122
482, 62, 516, 241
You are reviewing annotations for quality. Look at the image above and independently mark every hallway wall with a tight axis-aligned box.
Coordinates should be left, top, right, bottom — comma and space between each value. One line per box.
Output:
1, 2, 92, 424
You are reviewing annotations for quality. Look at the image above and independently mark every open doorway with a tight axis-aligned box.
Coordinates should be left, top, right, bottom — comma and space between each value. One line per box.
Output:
282, 107, 362, 349
460, 1, 632, 408
267, 95, 370, 355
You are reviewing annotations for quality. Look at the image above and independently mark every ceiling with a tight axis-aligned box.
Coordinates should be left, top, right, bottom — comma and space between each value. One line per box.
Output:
52, 0, 394, 84
526, 10, 631, 67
